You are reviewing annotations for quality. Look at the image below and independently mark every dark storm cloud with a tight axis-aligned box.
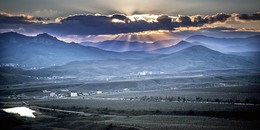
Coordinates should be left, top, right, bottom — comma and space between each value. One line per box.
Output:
110, 14, 130, 23
49, 14, 157, 35
45, 13, 232, 35
0, 12, 233, 35
175, 13, 231, 27
156, 15, 173, 29
199, 27, 237, 32
176, 16, 192, 26
156, 15, 172, 24
0, 12, 47, 24
236, 12, 260, 21
204, 13, 231, 23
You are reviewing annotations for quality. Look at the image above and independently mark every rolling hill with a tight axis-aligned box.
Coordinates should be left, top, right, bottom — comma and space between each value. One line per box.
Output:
29, 45, 258, 78
186, 35, 260, 53
81, 40, 167, 52
152, 45, 257, 72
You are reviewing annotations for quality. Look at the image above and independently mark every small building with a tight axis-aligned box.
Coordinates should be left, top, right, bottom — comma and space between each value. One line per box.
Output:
70, 92, 78, 97
42, 90, 51, 93
83, 93, 89, 96
60, 89, 69, 92
50, 92, 56, 97
123, 88, 130, 92
97, 91, 102, 94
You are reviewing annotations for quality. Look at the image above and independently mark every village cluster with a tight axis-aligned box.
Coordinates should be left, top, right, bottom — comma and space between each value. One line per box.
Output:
7, 88, 131, 100
41, 89, 104, 99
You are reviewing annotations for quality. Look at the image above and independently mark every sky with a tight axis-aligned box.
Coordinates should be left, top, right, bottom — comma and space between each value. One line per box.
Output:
0, 0, 259, 42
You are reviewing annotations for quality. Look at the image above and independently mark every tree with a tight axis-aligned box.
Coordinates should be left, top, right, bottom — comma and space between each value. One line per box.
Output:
178, 97, 181, 102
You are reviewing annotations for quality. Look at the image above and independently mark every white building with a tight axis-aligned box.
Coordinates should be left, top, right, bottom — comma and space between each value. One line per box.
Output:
137, 71, 153, 76
42, 90, 51, 93
70, 92, 78, 97
97, 91, 102, 94
50, 92, 56, 97
123, 88, 130, 92
83, 93, 89, 96
60, 89, 69, 92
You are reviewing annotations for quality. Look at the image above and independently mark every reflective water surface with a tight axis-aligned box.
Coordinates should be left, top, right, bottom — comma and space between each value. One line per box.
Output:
3, 107, 36, 118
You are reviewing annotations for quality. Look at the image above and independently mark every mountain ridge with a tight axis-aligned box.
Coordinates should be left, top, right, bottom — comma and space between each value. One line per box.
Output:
149, 40, 194, 54
0, 32, 150, 68
186, 34, 260, 53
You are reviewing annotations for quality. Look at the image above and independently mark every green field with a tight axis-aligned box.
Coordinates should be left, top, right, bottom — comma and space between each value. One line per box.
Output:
29, 99, 259, 112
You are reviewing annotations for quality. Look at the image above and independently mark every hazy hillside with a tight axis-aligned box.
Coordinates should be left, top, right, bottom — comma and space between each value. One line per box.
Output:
80, 40, 170, 52
24, 45, 258, 79
0, 32, 259, 78
152, 45, 257, 72
149, 40, 194, 54
186, 35, 260, 53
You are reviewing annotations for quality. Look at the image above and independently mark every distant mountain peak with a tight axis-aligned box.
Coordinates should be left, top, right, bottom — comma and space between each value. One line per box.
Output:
2, 31, 20, 35
179, 45, 219, 54
186, 35, 212, 40
0, 31, 25, 37
183, 45, 210, 50
175, 40, 192, 45
149, 40, 193, 54
36, 33, 57, 40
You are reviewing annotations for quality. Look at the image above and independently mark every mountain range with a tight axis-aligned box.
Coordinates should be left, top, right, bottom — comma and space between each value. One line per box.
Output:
0, 32, 151, 68
0, 32, 258, 71
0, 32, 259, 84
186, 35, 260, 53
148, 40, 194, 54
80, 35, 260, 54
80, 39, 178, 52
23, 44, 257, 81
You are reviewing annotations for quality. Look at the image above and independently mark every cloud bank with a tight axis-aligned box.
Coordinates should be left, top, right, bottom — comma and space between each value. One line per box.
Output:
0, 12, 259, 35
48, 13, 232, 35
235, 12, 260, 22
0, 12, 48, 24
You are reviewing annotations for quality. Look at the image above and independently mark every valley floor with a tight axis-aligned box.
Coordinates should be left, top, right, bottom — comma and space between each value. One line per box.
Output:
0, 73, 260, 130
1, 99, 259, 130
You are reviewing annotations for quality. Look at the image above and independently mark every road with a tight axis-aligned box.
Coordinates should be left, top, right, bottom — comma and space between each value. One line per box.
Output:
22, 101, 91, 116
